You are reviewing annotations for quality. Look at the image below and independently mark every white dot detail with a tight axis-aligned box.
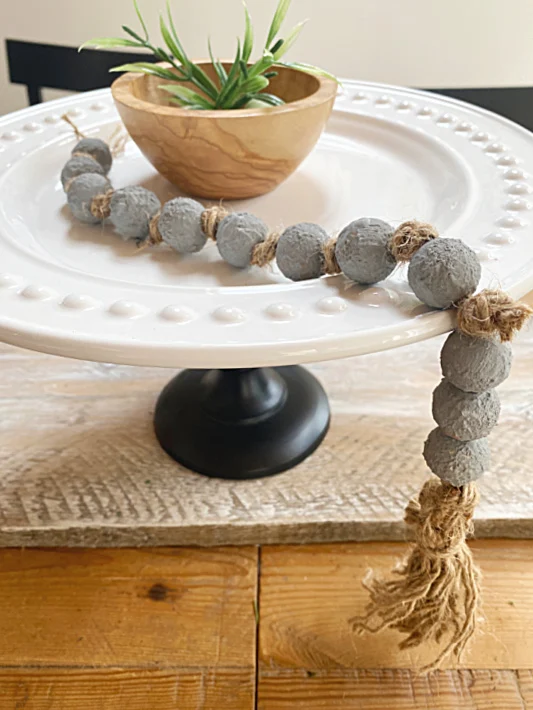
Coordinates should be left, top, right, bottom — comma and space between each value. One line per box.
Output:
159, 305, 196, 323
352, 92, 368, 102
90, 102, 108, 111
44, 115, 61, 124
471, 131, 490, 143
505, 198, 531, 212
212, 306, 246, 324
23, 122, 42, 133
484, 142, 505, 154
474, 248, 500, 262
484, 232, 515, 246
316, 297, 347, 315
109, 300, 148, 318
375, 95, 391, 106
396, 100, 412, 111
503, 168, 527, 181
1, 131, 22, 142
417, 107, 433, 117
0, 273, 22, 289
265, 303, 300, 321
455, 121, 474, 133
67, 108, 84, 118
436, 113, 454, 124
507, 183, 532, 195
359, 287, 399, 306
497, 155, 518, 167
61, 294, 99, 311
21, 285, 57, 301
497, 215, 526, 229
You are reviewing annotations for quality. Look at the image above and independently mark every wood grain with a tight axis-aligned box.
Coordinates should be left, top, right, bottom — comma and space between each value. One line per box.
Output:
1, 328, 533, 547
259, 541, 533, 671
0, 668, 253, 710
258, 669, 532, 709
112, 62, 336, 199
0, 547, 257, 667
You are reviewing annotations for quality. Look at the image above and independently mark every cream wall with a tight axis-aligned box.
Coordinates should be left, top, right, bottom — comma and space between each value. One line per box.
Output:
2, 0, 533, 114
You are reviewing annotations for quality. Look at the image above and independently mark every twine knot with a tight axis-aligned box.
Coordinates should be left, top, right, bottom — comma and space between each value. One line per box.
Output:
146, 212, 162, 247
251, 231, 280, 267
457, 289, 533, 342
389, 220, 439, 262
90, 190, 114, 220
322, 237, 342, 275
201, 205, 229, 241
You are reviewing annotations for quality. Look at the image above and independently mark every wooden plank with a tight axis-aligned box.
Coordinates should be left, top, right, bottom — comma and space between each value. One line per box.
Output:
0, 668, 253, 710
259, 540, 533, 670
0, 547, 257, 668
1, 329, 533, 547
257, 669, 531, 709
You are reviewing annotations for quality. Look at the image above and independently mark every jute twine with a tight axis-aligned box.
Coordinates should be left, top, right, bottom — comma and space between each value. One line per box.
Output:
322, 237, 342, 275
201, 205, 229, 241
90, 190, 114, 220
251, 231, 280, 267
389, 220, 439, 262
351, 478, 480, 673
147, 213, 162, 246
457, 289, 533, 342
61, 113, 86, 141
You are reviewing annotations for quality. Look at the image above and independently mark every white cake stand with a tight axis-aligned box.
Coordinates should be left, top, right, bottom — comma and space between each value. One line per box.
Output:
1, 81, 533, 478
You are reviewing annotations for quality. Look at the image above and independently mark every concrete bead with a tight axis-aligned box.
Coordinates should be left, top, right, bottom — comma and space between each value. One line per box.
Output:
408, 238, 481, 309
217, 212, 269, 268
276, 223, 328, 281
423, 427, 490, 486
335, 217, 395, 284
109, 186, 161, 240
158, 197, 206, 254
432, 378, 501, 441
73, 138, 112, 174
441, 331, 512, 393
67, 173, 112, 224
61, 155, 104, 190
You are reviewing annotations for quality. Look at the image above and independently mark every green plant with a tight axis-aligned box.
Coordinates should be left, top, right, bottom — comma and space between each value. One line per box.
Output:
80, 0, 337, 110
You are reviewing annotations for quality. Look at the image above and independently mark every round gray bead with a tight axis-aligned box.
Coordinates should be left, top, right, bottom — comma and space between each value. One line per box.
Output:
423, 427, 490, 485
67, 173, 112, 224
61, 155, 104, 191
158, 197, 206, 254
73, 138, 112, 174
109, 186, 161, 240
408, 238, 481, 309
335, 217, 395, 284
217, 212, 269, 268
432, 378, 500, 441
441, 331, 512, 393
276, 223, 328, 281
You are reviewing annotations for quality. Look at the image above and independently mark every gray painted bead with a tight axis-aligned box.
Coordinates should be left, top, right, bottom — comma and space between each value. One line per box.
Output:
67, 173, 112, 224
217, 212, 269, 268
424, 427, 490, 485
276, 223, 328, 281
109, 186, 161, 240
432, 378, 500, 441
441, 331, 512, 393
61, 155, 104, 191
158, 197, 206, 254
335, 217, 395, 284
73, 138, 112, 174
408, 238, 481, 309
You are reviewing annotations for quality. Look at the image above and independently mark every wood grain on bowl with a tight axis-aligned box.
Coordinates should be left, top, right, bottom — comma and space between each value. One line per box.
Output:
112, 62, 337, 200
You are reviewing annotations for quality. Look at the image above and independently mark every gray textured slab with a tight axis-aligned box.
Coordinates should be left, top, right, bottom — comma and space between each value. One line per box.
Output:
0, 329, 532, 547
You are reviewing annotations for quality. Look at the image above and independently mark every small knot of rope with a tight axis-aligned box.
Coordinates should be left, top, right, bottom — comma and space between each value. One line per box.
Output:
251, 231, 280, 267
201, 205, 229, 241
389, 220, 439, 262
147, 213, 162, 246
322, 237, 342, 275
90, 190, 114, 220
457, 289, 533, 342
61, 113, 86, 141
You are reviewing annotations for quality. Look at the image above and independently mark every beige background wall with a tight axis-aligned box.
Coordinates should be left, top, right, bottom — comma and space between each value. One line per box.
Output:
1, 0, 533, 114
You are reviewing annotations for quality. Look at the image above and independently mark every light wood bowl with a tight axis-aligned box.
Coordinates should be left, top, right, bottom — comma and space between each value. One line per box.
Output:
111, 62, 337, 200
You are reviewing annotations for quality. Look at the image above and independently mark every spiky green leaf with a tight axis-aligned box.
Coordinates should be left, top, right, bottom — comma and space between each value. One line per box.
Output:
242, 1, 254, 62
215, 38, 242, 107
122, 25, 145, 43
272, 20, 307, 60
165, 0, 190, 64
79, 37, 142, 51
266, 0, 292, 47
133, 0, 149, 39
208, 38, 227, 86
159, 83, 215, 108
110, 63, 178, 80
159, 13, 187, 64
257, 92, 285, 105
280, 60, 340, 83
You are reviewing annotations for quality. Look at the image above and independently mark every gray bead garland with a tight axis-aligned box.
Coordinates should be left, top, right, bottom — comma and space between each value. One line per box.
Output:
432, 378, 500, 441
441, 331, 512, 393
158, 197, 206, 254
61, 155, 104, 191
335, 217, 395, 284
276, 223, 328, 281
217, 212, 269, 268
423, 427, 490, 486
408, 238, 481, 309
73, 138, 112, 174
66, 173, 112, 224
109, 186, 161, 240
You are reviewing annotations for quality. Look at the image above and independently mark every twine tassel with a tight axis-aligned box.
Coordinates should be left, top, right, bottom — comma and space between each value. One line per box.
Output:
350, 478, 481, 672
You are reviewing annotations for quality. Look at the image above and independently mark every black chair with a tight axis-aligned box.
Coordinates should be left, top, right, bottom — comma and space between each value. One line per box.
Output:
5, 39, 155, 105
6, 39, 533, 133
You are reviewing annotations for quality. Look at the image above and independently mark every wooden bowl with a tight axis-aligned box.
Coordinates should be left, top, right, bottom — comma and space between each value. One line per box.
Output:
111, 62, 337, 200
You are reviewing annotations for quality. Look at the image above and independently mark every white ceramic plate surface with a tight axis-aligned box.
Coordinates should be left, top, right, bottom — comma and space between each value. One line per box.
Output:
1, 82, 533, 368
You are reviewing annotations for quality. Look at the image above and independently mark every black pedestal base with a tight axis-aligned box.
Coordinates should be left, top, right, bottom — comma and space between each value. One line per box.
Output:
154, 366, 330, 480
